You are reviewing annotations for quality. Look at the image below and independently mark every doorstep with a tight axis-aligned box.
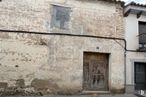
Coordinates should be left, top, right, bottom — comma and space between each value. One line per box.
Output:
82, 91, 110, 94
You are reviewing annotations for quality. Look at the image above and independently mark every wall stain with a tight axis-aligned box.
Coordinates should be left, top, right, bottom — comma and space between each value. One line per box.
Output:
31, 78, 59, 94
0, 33, 10, 39
16, 79, 25, 88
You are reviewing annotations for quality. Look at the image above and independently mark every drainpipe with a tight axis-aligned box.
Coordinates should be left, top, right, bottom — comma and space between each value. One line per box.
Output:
124, 41, 127, 93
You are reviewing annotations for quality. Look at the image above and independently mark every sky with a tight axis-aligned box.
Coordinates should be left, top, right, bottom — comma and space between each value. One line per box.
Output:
123, 0, 146, 4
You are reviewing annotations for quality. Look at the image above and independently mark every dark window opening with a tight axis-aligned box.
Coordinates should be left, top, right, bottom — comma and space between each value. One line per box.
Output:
51, 5, 71, 30
139, 21, 146, 50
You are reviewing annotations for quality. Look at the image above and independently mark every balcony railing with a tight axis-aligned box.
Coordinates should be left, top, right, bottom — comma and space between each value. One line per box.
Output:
138, 33, 146, 51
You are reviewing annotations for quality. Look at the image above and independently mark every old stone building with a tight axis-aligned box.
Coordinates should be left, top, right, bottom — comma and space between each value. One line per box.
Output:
0, 0, 125, 95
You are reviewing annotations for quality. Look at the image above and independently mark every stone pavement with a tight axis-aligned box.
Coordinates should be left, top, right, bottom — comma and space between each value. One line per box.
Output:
2, 94, 137, 97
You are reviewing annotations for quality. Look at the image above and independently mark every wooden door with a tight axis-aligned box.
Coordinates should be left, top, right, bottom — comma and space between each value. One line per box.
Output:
83, 52, 109, 91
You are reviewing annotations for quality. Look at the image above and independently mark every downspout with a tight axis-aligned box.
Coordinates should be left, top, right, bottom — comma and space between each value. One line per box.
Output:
124, 39, 127, 93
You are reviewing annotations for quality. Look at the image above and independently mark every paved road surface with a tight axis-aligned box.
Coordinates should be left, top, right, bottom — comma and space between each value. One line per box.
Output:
2, 94, 137, 97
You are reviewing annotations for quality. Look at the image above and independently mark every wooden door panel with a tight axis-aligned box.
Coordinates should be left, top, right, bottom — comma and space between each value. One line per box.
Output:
83, 52, 108, 91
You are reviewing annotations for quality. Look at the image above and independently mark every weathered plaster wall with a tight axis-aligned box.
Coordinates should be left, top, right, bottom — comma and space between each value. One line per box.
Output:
0, 0, 125, 95
0, 0, 124, 38
0, 32, 125, 95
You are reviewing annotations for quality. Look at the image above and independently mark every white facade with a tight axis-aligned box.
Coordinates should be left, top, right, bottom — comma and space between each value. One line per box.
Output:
124, 4, 146, 93
125, 14, 146, 50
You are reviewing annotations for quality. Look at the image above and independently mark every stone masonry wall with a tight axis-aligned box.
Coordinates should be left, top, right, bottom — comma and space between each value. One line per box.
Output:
0, 32, 125, 95
0, 0, 124, 38
0, 0, 125, 95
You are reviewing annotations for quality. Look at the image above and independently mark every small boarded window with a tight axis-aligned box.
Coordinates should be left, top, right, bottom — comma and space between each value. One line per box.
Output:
51, 5, 71, 29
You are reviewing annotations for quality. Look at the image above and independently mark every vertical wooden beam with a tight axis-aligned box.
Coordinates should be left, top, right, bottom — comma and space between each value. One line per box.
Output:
124, 9, 131, 17
137, 11, 143, 18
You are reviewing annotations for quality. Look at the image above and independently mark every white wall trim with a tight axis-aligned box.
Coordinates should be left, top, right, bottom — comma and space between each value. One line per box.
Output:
130, 59, 146, 84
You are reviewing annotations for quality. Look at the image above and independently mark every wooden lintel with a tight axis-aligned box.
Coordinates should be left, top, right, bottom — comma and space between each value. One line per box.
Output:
137, 11, 143, 18
124, 9, 131, 17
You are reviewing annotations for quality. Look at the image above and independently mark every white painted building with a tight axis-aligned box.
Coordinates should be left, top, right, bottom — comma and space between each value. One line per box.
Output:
124, 2, 146, 93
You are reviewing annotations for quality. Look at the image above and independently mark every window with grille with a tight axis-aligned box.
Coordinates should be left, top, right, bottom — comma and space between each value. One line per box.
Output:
139, 21, 146, 49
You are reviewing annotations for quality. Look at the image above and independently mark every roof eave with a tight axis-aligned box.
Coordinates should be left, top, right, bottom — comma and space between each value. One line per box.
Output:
124, 5, 146, 18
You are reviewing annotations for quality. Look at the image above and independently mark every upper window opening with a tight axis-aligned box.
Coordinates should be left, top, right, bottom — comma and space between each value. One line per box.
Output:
139, 21, 146, 50
51, 5, 71, 30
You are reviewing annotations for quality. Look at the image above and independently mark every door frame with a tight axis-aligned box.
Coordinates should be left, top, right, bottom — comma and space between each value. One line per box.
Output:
83, 51, 110, 91
134, 62, 146, 90
130, 59, 146, 90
